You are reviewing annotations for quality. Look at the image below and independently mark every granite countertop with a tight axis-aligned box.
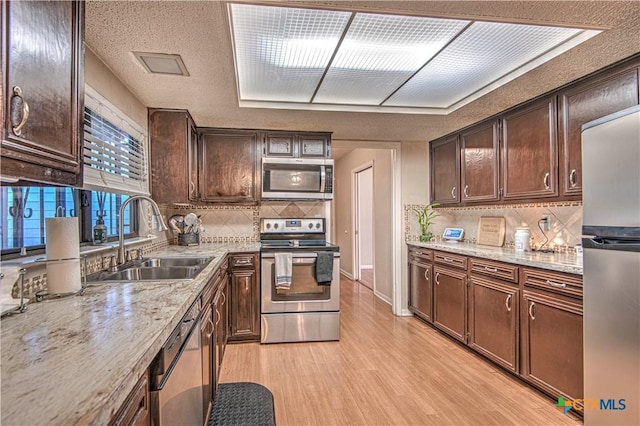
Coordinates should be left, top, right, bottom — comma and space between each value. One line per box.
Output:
407, 241, 583, 275
0, 243, 259, 426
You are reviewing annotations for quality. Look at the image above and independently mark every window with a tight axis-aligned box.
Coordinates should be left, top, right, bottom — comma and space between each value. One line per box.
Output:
1, 187, 136, 256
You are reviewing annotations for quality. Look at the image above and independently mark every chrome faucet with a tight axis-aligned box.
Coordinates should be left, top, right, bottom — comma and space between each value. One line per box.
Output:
117, 195, 168, 264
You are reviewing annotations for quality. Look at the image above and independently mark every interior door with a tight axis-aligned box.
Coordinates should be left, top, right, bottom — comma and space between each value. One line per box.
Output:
355, 165, 374, 288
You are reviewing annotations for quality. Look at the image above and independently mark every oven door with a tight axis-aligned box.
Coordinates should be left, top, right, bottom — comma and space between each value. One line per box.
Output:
261, 251, 340, 313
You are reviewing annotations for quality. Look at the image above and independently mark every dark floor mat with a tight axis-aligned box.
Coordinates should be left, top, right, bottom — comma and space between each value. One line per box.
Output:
208, 382, 276, 426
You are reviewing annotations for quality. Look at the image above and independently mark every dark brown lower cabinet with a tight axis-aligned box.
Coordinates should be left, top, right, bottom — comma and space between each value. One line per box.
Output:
214, 280, 228, 387
228, 253, 260, 342
433, 266, 467, 342
201, 301, 214, 420
409, 257, 433, 323
521, 290, 583, 401
468, 277, 519, 373
109, 370, 149, 426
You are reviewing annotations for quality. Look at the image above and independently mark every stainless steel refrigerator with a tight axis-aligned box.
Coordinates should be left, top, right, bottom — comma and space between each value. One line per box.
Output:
582, 104, 640, 425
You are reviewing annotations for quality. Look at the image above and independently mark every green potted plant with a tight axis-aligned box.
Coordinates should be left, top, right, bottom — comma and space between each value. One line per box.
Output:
413, 202, 440, 242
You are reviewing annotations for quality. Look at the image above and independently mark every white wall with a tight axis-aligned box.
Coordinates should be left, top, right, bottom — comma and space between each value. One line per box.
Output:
335, 148, 394, 302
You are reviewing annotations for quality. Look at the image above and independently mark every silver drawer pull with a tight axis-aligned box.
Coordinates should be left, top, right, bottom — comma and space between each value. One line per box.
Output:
505, 294, 512, 312
443, 257, 454, 263
235, 258, 252, 265
546, 279, 567, 289
569, 169, 577, 188
484, 266, 498, 273
528, 301, 535, 320
435, 272, 440, 285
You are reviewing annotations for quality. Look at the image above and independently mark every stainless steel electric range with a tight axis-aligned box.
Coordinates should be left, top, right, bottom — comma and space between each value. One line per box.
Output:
260, 218, 340, 343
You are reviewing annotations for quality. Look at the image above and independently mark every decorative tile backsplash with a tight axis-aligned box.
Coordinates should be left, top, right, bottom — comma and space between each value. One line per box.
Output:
405, 201, 583, 251
162, 201, 326, 244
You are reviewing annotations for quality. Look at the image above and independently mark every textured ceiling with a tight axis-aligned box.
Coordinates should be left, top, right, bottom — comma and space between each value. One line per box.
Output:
85, 1, 640, 143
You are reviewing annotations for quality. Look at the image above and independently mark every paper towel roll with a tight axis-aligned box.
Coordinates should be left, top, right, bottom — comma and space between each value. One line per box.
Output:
46, 217, 80, 260
46, 259, 82, 294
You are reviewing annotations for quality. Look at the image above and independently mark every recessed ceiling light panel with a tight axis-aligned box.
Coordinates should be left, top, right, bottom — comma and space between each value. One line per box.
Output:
133, 52, 190, 76
313, 13, 470, 105
228, 3, 601, 114
230, 3, 351, 102
385, 22, 586, 108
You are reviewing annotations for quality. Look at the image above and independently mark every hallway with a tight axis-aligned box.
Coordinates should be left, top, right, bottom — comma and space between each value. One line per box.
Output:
219, 277, 581, 425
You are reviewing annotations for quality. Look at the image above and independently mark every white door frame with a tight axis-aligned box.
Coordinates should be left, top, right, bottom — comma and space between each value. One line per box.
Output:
351, 161, 374, 283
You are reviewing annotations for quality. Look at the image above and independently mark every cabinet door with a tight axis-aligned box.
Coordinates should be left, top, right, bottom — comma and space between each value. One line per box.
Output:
559, 67, 639, 196
149, 109, 195, 204
433, 266, 467, 342
1, 0, 84, 186
264, 132, 296, 157
200, 130, 259, 203
213, 288, 224, 388
430, 135, 460, 204
522, 291, 583, 401
409, 260, 432, 323
299, 133, 330, 158
460, 121, 500, 203
229, 267, 260, 341
109, 371, 150, 426
469, 277, 518, 372
502, 98, 558, 200
216, 280, 228, 367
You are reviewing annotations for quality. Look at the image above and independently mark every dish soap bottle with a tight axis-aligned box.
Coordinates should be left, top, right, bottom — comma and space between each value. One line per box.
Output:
93, 215, 107, 245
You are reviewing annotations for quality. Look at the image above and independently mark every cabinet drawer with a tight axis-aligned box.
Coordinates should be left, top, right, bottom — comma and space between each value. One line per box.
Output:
109, 371, 149, 426
230, 254, 255, 269
433, 251, 467, 270
470, 258, 518, 283
523, 268, 582, 299
408, 246, 432, 262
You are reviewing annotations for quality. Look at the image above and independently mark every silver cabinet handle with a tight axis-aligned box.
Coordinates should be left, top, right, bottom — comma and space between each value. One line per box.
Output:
423, 270, 429, 281
543, 172, 550, 190
505, 294, 512, 312
215, 308, 221, 326
435, 272, 440, 285
545, 279, 567, 289
443, 257, 454, 263
451, 186, 456, 199
569, 169, 577, 188
11, 86, 30, 136
528, 301, 535, 320
463, 185, 469, 198
221, 290, 226, 304
484, 266, 498, 273
206, 316, 215, 339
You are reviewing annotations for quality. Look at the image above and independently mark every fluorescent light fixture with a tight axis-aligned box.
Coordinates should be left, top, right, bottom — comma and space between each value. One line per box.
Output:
133, 52, 190, 76
228, 3, 601, 114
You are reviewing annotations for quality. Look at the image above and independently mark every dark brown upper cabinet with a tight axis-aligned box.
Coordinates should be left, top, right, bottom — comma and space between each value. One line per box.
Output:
430, 135, 460, 205
558, 66, 639, 197
1, 0, 85, 186
501, 97, 558, 200
460, 120, 500, 203
149, 109, 198, 204
264, 131, 331, 158
199, 129, 260, 203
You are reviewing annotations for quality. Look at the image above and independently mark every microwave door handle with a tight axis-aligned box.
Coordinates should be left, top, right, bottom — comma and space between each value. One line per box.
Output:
320, 165, 326, 192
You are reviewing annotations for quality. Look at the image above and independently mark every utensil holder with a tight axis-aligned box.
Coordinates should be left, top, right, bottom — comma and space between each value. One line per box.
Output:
178, 233, 200, 246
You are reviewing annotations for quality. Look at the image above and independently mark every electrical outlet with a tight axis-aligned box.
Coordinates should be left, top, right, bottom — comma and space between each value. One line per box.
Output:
541, 214, 551, 231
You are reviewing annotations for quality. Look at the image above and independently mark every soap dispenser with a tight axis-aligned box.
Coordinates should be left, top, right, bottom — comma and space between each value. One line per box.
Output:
93, 215, 107, 245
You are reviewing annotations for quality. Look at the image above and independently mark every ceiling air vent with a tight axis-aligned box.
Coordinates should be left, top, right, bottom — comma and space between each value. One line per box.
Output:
133, 52, 190, 76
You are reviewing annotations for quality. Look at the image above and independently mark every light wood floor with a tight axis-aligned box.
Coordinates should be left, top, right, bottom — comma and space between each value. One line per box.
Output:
219, 277, 582, 425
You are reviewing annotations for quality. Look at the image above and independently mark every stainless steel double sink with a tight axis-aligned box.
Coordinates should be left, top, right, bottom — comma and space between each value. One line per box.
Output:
87, 256, 214, 283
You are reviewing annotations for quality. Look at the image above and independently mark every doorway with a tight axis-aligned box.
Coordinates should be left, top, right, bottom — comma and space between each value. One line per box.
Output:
354, 163, 374, 289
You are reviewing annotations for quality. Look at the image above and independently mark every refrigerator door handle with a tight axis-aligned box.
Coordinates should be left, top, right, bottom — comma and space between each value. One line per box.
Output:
583, 237, 640, 252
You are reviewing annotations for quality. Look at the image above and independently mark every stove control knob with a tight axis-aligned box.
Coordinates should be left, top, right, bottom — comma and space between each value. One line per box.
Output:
274, 223, 279, 229
308, 223, 314, 229
315, 223, 321, 229
266, 223, 271, 229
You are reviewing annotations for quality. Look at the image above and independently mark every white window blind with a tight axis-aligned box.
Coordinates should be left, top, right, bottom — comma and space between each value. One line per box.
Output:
83, 86, 149, 195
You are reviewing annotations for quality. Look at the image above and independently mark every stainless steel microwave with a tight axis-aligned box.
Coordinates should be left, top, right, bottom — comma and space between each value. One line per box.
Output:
262, 157, 334, 200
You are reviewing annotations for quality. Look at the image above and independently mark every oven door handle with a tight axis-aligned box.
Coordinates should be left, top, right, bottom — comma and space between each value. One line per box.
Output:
261, 252, 339, 260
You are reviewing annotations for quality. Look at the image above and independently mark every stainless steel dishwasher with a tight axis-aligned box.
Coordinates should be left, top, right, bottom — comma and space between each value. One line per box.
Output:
150, 299, 203, 426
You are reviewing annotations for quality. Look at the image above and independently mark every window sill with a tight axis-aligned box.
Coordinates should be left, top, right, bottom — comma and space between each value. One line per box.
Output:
1, 236, 158, 267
